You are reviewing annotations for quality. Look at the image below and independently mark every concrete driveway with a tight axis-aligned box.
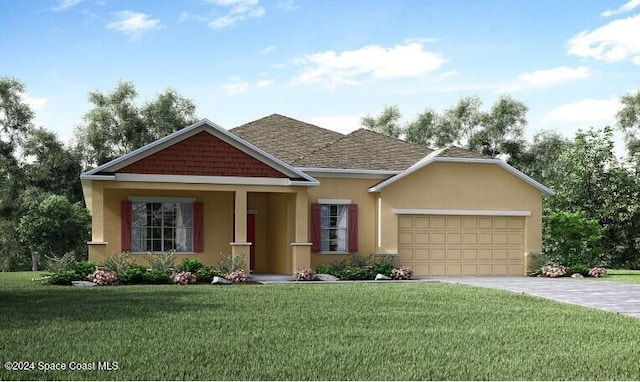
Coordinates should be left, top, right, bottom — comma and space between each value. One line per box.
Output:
430, 276, 640, 318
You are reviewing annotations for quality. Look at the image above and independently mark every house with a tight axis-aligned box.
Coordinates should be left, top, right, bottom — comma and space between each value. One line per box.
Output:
80, 114, 552, 276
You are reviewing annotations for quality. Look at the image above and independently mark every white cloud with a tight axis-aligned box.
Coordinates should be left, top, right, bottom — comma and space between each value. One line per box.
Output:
568, 14, 640, 64
207, 0, 265, 29
403, 37, 439, 44
601, 0, 640, 17
256, 79, 274, 88
292, 43, 447, 86
505, 66, 593, 91
51, 0, 83, 12
107, 11, 162, 35
543, 97, 621, 123
309, 114, 364, 134
22, 95, 48, 111
276, 0, 298, 11
221, 78, 250, 94
261, 45, 276, 54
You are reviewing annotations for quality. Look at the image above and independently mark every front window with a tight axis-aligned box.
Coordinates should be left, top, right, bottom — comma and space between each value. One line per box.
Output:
321, 204, 348, 252
131, 201, 193, 252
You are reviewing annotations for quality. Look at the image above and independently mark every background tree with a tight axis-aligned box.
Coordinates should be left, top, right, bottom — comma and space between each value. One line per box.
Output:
361, 105, 403, 138
404, 108, 443, 146
616, 90, 640, 161
469, 95, 528, 157
75, 81, 198, 167
507, 130, 569, 187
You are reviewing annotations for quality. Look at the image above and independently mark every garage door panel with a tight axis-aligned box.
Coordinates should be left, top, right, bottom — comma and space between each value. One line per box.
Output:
399, 215, 525, 276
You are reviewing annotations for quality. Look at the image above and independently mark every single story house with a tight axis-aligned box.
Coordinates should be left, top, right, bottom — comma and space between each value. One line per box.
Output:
81, 114, 552, 276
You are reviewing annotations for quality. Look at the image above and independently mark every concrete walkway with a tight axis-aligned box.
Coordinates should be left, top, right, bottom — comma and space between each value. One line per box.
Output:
430, 276, 640, 318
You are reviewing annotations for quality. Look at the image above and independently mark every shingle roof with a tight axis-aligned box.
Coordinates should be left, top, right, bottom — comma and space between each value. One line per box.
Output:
293, 129, 433, 171
230, 114, 344, 164
435, 146, 491, 159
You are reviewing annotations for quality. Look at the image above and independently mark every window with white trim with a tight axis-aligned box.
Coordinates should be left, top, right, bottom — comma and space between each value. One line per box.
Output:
320, 204, 348, 252
131, 202, 194, 252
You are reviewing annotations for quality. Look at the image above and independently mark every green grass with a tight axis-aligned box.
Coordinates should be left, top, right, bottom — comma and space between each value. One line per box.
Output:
598, 269, 640, 284
2, 272, 640, 380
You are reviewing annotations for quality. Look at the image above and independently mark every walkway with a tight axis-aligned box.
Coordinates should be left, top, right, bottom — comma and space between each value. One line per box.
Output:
431, 276, 640, 318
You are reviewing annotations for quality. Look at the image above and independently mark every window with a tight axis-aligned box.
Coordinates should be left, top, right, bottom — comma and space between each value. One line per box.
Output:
130, 201, 193, 252
311, 202, 358, 253
320, 204, 348, 252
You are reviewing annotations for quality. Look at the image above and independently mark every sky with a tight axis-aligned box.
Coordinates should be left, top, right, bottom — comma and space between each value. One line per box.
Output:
1, 0, 640, 153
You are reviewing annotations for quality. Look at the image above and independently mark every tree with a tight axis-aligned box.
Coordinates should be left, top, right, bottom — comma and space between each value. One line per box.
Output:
404, 108, 443, 146
361, 105, 403, 138
507, 130, 569, 187
22, 128, 83, 202
0, 76, 34, 143
17, 194, 91, 261
470, 95, 528, 157
616, 90, 640, 160
75, 81, 198, 167
441, 95, 482, 146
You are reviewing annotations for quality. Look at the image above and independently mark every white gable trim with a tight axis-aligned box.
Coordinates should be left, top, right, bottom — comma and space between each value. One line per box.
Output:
115, 173, 304, 186
393, 208, 532, 216
367, 156, 554, 195
80, 119, 318, 185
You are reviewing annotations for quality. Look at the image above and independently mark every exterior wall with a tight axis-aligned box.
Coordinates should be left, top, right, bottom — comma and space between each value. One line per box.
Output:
306, 176, 378, 269
378, 161, 543, 259
265, 193, 293, 274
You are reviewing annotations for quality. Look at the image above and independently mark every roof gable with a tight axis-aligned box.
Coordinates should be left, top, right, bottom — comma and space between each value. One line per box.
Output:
294, 128, 433, 171
368, 146, 554, 195
230, 114, 344, 163
81, 119, 318, 185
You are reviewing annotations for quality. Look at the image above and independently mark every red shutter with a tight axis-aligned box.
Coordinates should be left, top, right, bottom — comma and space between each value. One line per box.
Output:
194, 201, 204, 252
311, 203, 321, 253
121, 200, 132, 252
348, 204, 358, 253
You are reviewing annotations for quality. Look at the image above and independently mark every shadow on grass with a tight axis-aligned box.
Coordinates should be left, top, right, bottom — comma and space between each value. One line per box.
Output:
0, 285, 222, 329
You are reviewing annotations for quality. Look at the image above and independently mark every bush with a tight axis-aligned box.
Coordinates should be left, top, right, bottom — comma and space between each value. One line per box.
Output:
45, 270, 78, 285
227, 269, 248, 283
102, 252, 133, 275
340, 266, 374, 280
42, 253, 76, 272
391, 266, 413, 280
567, 264, 589, 277
543, 210, 604, 269
118, 264, 149, 284
143, 269, 170, 284
177, 258, 205, 273
588, 267, 607, 278
195, 266, 224, 283
329, 259, 348, 274
540, 263, 567, 278
294, 268, 317, 281
91, 270, 118, 285
72, 261, 97, 278
375, 253, 399, 267
171, 271, 197, 285
372, 261, 394, 277
315, 264, 337, 275
349, 253, 373, 268
145, 251, 176, 273
219, 252, 246, 276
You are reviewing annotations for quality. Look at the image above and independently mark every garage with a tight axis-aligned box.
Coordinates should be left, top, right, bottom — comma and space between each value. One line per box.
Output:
397, 214, 525, 276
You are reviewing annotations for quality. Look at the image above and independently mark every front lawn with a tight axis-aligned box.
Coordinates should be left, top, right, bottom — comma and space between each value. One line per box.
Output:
598, 269, 640, 284
1, 272, 640, 380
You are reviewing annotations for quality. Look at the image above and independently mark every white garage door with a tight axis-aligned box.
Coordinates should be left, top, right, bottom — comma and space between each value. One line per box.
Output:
397, 215, 525, 276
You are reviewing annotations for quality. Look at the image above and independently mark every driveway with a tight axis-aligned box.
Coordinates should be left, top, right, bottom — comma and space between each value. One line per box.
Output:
430, 276, 640, 318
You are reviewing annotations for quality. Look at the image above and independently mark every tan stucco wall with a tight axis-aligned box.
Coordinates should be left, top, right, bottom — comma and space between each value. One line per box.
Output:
306, 177, 378, 268
378, 162, 543, 257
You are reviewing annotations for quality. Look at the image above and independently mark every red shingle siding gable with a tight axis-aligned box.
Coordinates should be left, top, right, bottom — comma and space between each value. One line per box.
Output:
118, 131, 289, 178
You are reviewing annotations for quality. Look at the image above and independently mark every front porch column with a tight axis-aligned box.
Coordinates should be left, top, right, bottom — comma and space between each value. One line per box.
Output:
231, 189, 251, 272
291, 190, 312, 272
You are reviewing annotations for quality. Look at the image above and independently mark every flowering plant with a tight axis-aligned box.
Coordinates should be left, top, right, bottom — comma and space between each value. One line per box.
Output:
171, 271, 197, 285
391, 266, 413, 280
588, 267, 607, 278
294, 268, 316, 281
90, 269, 118, 285
227, 269, 248, 283
540, 264, 567, 278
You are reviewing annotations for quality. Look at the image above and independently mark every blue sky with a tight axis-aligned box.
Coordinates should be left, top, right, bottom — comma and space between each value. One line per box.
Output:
2, 0, 640, 151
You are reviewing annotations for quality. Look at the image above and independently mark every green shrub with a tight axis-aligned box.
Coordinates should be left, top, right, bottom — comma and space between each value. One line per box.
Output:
315, 264, 337, 275
145, 251, 176, 273
195, 266, 223, 283
118, 264, 149, 284
340, 266, 374, 280
72, 261, 97, 278
218, 252, 245, 276
177, 257, 205, 273
567, 264, 589, 276
143, 269, 170, 284
543, 210, 604, 269
46, 270, 78, 285
349, 253, 373, 268
102, 252, 133, 274
42, 253, 76, 272
329, 259, 347, 274
372, 261, 394, 277
375, 253, 399, 267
